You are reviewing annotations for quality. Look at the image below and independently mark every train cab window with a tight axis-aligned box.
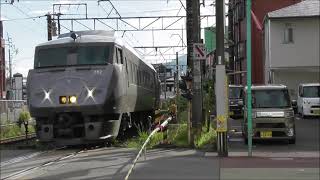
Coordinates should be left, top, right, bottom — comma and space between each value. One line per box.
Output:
35, 45, 111, 68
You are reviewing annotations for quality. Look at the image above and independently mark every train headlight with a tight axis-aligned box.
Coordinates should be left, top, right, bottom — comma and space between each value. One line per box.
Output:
69, 96, 77, 104
59, 96, 68, 104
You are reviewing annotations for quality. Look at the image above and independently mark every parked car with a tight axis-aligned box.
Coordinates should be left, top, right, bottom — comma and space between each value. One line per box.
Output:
297, 83, 320, 117
242, 85, 296, 144
228, 85, 244, 118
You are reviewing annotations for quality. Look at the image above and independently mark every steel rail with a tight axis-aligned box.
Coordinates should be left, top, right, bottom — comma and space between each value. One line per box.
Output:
0, 133, 36, 144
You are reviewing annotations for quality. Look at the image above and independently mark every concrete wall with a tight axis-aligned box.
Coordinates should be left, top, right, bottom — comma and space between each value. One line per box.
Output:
264, 17, 320, 95
229, 0, 301, 85
273, 70, 319, 99
268, 18, 320, 68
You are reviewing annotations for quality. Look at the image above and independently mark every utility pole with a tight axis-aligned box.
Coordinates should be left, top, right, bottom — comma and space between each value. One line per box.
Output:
6, 35, 13, 90
164, 63, 167, 100
46, 14, 52, 41
186, 0, 202, 147
216, 0, 228, 157
191, 0, 202, 141
175, 52, 179, 122
0, 21, 4, 99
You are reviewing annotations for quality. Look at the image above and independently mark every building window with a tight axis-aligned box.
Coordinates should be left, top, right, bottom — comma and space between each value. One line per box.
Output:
284, 24, 294, 44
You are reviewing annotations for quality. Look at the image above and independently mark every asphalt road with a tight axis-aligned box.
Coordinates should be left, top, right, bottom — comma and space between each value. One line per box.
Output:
0, 116, 318, 180
228, 115, 320, 153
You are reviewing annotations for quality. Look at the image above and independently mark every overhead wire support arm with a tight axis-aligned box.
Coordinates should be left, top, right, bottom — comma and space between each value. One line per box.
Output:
57, 15, 215, 21
53, 3, 88, 19
57, 15, 215, 31
134, 45, 186, 49
98, 0, 121, 18
74, 19, 92, 30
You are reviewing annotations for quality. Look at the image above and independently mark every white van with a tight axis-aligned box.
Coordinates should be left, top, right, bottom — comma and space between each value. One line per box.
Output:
297, 83, 320, 117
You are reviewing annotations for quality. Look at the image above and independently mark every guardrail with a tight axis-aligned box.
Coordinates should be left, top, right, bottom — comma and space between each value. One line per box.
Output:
124, 116, 172, 180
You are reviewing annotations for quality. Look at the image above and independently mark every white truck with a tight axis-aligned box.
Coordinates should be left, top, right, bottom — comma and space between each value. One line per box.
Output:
297, 83, 320, 117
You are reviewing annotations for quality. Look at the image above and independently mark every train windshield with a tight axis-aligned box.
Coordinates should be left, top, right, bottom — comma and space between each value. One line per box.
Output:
252, 89, 291, 108
35, 45, 112, 68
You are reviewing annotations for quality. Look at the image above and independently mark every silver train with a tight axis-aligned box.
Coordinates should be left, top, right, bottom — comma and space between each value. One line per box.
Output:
27, 30, 160, 145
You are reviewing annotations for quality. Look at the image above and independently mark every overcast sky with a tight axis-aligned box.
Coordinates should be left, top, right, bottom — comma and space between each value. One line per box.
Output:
1, 0, 219, 77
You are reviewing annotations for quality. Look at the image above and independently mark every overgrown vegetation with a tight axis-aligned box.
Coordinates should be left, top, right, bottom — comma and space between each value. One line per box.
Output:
17, 110, 31, 127
125, 130, 165, 149
125, 85, 217, 150
0, 124, 35, 140
194, 126, 217, 150
0, 110, 35, 140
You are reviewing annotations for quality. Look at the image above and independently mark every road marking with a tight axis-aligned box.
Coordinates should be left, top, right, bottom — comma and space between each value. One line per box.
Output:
0, 152, 42, 168
229, 138, 244, 142
270, 157, 294, 161
2, 150, 82, 180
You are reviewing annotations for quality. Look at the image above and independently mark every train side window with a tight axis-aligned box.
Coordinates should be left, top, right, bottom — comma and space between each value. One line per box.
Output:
117, 49, 123, 64
134, 64, 137, 84
125, 58, 128, 72
115, 48, 119, 64
132, 63, 135, 84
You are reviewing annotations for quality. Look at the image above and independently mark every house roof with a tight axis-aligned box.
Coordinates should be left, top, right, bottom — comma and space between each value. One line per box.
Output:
268, 0, 320, 19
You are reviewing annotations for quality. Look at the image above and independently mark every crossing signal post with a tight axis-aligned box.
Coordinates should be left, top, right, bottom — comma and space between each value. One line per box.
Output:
179, 71, 193, 146
179, 73, 192, 100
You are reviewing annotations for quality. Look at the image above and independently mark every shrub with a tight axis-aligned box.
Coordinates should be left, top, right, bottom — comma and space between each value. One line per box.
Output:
18, 111, 31, 127
194, 127, 217, 150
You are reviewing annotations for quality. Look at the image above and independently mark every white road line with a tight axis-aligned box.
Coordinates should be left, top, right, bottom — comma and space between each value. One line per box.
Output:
0, 152, 42, 168
270, 157, 294, 160
2, 150, 82, 180
229, 138, 244, 142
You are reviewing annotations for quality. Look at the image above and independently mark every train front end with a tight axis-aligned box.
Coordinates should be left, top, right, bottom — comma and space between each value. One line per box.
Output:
27, 33, 122, 145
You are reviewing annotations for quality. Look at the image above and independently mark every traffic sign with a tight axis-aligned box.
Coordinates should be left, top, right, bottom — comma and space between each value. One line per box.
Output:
193, 43, 206, 60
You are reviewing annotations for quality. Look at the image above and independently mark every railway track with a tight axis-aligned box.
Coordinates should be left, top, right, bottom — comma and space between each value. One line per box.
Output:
0, 133, 36, 144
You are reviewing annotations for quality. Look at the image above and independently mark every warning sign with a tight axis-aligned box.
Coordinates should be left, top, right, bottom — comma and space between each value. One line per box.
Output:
193, 43, 206, 60
216, 115, 227, 132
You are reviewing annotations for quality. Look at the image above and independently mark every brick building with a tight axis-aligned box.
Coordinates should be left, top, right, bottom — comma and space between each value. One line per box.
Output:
228, 0, 301, 85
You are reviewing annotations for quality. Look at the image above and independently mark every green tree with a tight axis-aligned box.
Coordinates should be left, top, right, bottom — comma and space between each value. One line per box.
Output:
18, 111, 31, 128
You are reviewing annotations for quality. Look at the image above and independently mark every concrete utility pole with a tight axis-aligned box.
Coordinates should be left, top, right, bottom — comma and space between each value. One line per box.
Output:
186, 0, 202, 146
215, 0, 228, 157
191, 0, 202, 141
6, 35, 13, 90
164, 64, 167, 100
46, 14, 52, 41
175, 52, 179, 122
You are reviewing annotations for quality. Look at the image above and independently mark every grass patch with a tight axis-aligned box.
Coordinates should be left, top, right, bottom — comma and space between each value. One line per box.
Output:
168, 124, 189, 147
126, 131, 165, 149
0, 124, 35, 140
194, 127, 217, 150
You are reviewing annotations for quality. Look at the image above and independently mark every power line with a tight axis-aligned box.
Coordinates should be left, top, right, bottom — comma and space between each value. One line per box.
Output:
2, 15, 45, 21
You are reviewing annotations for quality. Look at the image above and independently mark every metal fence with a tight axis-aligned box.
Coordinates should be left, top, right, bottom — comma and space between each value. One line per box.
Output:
0, 100, 28, 125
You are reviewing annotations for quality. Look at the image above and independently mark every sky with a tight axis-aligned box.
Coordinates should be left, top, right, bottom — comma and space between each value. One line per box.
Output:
1, 0, 218, 77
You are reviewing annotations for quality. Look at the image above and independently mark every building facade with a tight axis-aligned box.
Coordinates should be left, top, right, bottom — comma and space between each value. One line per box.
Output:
228, 0, 301, 85
263, 0, 320, 98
